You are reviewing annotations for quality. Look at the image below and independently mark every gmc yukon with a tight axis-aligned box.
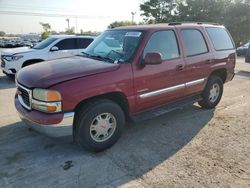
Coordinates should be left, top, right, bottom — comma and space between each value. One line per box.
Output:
15, 23, 236, 152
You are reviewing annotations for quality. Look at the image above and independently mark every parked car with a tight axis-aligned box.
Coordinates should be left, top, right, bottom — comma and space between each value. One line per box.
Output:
4, 41, 16, 48
236, 42, 250, 56
15, 23, 235, 152
245, 44, 250, 63
1, 35, 94, 75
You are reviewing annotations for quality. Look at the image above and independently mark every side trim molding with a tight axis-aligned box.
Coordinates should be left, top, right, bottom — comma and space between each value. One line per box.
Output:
139, 78, 205, 99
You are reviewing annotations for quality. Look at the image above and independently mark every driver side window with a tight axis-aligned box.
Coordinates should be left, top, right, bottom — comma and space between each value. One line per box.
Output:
143, 30, 180, 61
54, 38, 77, 50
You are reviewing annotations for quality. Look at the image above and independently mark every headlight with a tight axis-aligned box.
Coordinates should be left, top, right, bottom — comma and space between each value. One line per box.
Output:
4, 55, 23, 61
32, 88, 62, 113
33, 88, 62, 101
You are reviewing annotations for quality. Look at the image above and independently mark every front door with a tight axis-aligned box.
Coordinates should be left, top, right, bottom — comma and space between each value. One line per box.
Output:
133, 30, 187, 113
48, 38, 78, 60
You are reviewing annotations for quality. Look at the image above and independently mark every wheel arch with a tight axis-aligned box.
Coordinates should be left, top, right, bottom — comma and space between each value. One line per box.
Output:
22, 59, 44, 67
74, 91, 129, 118
209, 68, 227, 83
73, 92, 129, 136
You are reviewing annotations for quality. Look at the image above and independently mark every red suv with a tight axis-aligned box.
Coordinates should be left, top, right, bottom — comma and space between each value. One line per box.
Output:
15, 23, 236, 151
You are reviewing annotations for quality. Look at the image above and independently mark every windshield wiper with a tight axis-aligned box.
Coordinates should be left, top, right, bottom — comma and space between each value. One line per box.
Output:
81, 52, 114, 63
91, 55, 114, 63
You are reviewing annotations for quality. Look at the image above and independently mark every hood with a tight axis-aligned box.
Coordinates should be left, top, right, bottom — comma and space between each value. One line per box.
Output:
16, 56, 120, 88
1, 47, 36, 56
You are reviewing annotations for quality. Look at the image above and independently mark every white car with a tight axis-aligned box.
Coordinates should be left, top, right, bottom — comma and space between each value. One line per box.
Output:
1, 35, 94, 76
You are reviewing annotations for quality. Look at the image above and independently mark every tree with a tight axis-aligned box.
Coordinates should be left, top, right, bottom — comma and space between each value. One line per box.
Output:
0, 31, 5, 36
175, 0, 250, 46
67, 27, 75, 34
223, 1, 250, 46
41, 32, 49, 39
140, 0, 250, 46
108, 21, 135, 29
39, 22, 51, 39
175, 0, 231, 22
140, 0, 177, 23
39, 22, 51, 32
80, 30, 100, 36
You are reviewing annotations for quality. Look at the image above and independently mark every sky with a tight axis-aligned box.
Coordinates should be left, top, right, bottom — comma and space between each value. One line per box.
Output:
0, 0, 142, 34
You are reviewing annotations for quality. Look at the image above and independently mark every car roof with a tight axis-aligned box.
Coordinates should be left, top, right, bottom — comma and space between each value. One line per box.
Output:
112, 22, 225, 31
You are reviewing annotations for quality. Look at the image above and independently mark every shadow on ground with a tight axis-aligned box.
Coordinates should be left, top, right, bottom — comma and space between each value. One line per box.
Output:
236, 70, 250, 78
0, 105, 214, 187
0, 75, 16, 90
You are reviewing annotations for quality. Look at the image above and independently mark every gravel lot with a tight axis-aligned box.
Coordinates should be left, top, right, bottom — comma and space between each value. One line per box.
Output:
0, 57, 250, 188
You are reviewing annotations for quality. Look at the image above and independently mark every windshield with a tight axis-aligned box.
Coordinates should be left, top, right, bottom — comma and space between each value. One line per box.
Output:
33, 37, 58, 49
83, 30, 143, 63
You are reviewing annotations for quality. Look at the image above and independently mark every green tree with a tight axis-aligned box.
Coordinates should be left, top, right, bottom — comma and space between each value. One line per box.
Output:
41, 32, 49, 39
39, 22, 51, 39
140, 0, 177, 23
108, 21, 135, 29
175, 0, 250, 46
140, 0, 250, 46
80, 30, 100, 36
0, 31, 5, 36
67, 27, 75, 34
223, 1, 250, 46
39, 22, 51, 32
175, 0, 231, 22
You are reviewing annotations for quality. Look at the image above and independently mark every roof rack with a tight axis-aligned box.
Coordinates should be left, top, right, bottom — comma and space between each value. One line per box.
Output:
168, 22, 182, 26
197, 22, 220, 25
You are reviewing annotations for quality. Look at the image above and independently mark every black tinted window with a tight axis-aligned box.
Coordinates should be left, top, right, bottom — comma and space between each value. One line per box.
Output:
143, 30, 179, 60
181, 29, 208, 56
77, 38, 94, 49
206, 27, 234, 51
55, 38, 77, 50
33, 37, 58, 49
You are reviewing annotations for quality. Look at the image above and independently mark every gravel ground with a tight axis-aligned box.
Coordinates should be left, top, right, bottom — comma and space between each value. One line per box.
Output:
0, 57, 249, 188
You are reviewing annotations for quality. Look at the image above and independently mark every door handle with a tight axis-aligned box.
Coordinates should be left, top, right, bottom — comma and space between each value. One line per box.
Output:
176, 64, 184, 70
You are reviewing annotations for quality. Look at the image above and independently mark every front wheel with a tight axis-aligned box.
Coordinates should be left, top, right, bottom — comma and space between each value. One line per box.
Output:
198, 75, 223, 109
74, 99, 125, 152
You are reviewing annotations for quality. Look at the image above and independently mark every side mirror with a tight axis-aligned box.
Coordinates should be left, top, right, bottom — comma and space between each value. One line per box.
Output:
143, 52, 162, 65
50, 46, 59, 51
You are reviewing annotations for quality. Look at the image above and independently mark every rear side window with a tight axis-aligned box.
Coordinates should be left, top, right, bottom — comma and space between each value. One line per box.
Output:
206, 27, 234, 51
77, 38, 94, 49
181, 29, 208, 57
55, 38, 77, 50
143, 30, 179, 60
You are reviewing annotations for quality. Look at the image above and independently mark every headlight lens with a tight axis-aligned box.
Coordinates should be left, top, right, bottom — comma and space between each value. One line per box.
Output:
32, 88, 62, 113
33, 88, 62, 101
4, 55, 23, 61
32, 100, 62, 113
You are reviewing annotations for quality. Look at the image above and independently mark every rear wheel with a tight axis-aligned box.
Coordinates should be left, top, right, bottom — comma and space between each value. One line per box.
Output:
199, 75, 223, 109
74, 99, 125, 152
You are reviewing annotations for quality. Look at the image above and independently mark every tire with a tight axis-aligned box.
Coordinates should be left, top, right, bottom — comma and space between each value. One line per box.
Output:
198, 75, 223, 109
74, 99, 125, 152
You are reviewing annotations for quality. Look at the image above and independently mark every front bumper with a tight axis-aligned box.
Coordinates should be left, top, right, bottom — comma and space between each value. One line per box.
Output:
1, 58, 21, 74
15, 96, 74, 137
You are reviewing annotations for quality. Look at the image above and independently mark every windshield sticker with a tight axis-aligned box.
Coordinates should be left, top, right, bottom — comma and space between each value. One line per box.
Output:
125, 32, 141, 37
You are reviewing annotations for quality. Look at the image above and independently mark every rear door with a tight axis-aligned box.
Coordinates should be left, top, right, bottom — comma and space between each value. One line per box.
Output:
77, 38, 94, 54
178, 28, 212, 96
48, 38, 78, 60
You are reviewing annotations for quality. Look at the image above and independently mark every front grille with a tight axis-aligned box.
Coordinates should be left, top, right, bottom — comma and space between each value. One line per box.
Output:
17, 83, 32, 110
